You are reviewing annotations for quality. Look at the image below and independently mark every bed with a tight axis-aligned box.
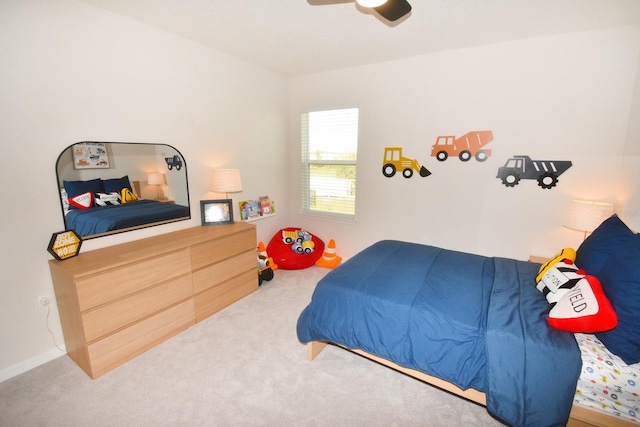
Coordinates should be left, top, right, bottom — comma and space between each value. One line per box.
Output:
61, 177, 190, 237
297, 215, 640, 427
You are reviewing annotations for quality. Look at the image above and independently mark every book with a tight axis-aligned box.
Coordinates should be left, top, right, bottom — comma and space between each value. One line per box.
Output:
259, 196, 272, 216
239, 200, 261, 221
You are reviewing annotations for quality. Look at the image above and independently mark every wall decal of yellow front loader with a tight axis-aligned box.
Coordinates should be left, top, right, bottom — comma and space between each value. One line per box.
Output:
382, 147, 431, 178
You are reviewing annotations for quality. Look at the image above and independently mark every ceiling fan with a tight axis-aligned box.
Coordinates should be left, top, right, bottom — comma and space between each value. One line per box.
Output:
311, 0, 412, 22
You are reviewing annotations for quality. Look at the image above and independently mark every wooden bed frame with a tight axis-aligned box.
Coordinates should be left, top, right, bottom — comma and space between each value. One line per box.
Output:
306, 341, 635, 427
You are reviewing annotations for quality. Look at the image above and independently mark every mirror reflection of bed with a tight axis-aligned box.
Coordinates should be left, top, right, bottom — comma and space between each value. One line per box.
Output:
56, 142, 191, 239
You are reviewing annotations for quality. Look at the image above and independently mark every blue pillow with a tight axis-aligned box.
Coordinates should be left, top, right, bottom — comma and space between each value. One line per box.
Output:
103, 175, 132, 193
595, 234, 640, 364
63, 179, 104, 210
575, 215, 635, 277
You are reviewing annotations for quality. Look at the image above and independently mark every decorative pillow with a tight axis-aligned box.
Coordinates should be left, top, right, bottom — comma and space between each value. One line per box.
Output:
536, 259, 585, 307
63, 179, 104, 210
535, 247, 576, 283
60, 188, 70, 214
575, 214, 635, 277
120, 188, 139, 204
595, 233, 640, 364
68, 191, 94, 210
103, 175, 133, 194
266, 228, 325, 270
94, 192, 121, 207
548, 275, 617, 333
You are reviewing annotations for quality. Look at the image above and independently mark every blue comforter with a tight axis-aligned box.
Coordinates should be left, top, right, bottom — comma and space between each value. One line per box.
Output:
65, 199, 190, 237
297, 240, 581, 426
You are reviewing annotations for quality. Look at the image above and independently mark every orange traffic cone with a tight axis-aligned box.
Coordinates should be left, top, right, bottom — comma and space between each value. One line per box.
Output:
258, 241, 278, 270
315, 239, 342, 268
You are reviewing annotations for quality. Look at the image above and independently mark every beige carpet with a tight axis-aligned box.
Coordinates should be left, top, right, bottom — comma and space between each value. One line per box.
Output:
0, 267, 503, 426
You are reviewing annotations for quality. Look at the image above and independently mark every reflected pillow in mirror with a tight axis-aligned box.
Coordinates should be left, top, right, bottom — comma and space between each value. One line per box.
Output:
60, 188, 70, 214
63, 179, 104, 210
103, 175, 133, 194
68, 191, 94, 210
95, 192, 121, 207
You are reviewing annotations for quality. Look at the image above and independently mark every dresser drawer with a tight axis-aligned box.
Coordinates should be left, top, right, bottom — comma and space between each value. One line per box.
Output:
76, 248, 191, 312
82, 274, 193, 343
194, 269, 257, 322
190, 229, 255, 271
192, 250, 255, 294
87, 299, 195, 378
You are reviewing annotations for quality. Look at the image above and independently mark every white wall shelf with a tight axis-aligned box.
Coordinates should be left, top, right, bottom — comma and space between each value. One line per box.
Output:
243, 213, 276, 222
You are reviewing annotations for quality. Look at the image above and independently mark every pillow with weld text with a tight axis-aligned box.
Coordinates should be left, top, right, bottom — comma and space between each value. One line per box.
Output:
548, 275, 617, 333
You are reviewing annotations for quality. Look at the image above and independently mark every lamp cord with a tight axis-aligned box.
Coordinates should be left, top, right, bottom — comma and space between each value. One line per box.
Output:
45, 305, 66, 352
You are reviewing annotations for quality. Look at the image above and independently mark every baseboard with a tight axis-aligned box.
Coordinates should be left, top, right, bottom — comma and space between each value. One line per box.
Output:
0, 348, 66, 383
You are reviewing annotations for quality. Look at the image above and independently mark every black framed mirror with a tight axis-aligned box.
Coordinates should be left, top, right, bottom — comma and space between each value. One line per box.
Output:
56, 142, 191, 239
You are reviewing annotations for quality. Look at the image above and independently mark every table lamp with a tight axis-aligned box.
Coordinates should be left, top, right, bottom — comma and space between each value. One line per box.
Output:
210, 169, 242, 199
564, 200, 613, 240
147, 172, 165, 200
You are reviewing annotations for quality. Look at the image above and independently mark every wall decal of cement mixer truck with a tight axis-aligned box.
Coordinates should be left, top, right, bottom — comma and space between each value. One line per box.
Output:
431, 130, 493, 162
382, 147, 432, 178
496, 155, 572, 189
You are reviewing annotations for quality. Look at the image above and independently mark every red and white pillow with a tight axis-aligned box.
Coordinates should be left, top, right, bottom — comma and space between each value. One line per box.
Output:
535, 249, 617, 333
68, 191, 94, 210
547, 275, 617, 333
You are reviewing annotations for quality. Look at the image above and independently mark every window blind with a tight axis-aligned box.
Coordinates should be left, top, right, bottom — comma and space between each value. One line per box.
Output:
301, 107, 358, 219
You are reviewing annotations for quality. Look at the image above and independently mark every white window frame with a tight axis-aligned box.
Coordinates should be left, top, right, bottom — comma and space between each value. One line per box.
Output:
300, 107, 358, 221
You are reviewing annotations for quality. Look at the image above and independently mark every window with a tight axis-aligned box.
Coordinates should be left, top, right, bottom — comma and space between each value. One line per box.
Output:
301, 107, 358, 219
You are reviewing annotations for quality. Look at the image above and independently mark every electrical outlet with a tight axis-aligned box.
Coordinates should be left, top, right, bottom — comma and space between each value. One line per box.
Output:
37, 296, 51, 313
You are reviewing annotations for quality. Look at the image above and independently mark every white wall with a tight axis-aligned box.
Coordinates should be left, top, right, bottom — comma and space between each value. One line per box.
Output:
2, 0, 639, 383
617, 47, 640, 232
289, 26, 640, 260
0, 0, 290, 381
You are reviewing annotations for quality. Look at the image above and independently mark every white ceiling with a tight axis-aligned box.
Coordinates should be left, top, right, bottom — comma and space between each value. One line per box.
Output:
80, 0, 640, 76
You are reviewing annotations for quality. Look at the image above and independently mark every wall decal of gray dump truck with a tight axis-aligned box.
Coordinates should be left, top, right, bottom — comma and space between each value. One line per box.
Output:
496, 155, 572, 189
165, 155, 183, 171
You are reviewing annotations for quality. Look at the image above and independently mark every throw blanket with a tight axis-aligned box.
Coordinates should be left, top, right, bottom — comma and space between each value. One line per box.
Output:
297, 240, 581, 426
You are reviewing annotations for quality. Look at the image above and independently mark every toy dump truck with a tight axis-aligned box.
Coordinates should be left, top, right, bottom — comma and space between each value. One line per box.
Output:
382, 147, 431, 178
431, 130, 493, 162
165, 155, 183, 171
496, 155, 572, 189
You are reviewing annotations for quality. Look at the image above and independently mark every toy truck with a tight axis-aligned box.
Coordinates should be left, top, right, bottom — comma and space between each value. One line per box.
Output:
165, 155, 183, 171
496, 155, 572, 189
382, 147, 431, 178
431, 130, 493, 162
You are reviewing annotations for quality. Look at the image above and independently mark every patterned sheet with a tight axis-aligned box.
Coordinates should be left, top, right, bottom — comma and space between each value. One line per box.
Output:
574, 333, 640, 423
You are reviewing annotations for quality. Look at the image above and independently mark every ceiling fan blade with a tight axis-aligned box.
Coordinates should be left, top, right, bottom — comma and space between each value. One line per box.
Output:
373, 0, 411, 21
307, 0, 353, 5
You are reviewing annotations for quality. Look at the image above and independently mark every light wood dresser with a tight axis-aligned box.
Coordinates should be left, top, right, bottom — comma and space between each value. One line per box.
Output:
48, 222, 257, 379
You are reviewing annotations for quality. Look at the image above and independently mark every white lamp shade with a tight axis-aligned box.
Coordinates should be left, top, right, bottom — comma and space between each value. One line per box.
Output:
565, 200, 614, 233
356, 0, 388, 7
147, 173, 165, 186
210, 169, 242, 194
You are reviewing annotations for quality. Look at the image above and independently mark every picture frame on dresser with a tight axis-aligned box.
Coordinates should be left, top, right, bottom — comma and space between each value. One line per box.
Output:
200, 199, 233, 225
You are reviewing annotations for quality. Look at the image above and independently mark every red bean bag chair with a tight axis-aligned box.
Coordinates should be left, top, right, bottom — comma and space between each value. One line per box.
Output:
266, 227, 324, 270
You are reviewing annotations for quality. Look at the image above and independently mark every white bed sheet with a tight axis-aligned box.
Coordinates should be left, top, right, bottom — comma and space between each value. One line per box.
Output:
573, 333, 640, 424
